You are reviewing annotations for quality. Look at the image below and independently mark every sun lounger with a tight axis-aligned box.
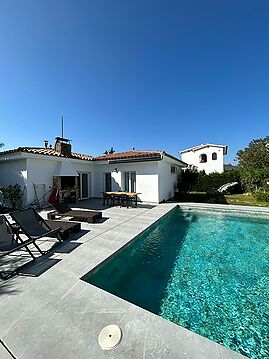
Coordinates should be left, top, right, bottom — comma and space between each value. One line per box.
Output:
45, 219, 81, 240
0, 215, 37, 279
49, 203, 102, 223
10, 208, 62, 250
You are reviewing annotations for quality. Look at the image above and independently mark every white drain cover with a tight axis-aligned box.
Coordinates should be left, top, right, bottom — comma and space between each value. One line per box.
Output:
98, 324, 122, 350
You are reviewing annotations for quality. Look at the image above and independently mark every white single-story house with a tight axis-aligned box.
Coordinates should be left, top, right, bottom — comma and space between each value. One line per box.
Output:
0, 137, 187, 206
180, 143, 228, 174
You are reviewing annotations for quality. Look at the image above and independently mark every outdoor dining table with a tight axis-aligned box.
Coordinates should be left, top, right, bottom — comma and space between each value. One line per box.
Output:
103, 191, 141, 207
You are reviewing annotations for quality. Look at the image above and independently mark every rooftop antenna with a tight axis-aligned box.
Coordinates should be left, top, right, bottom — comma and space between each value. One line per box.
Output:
61, 116, 64, 138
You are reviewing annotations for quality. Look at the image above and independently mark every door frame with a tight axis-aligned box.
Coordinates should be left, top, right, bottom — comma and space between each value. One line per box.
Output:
104, 172, 112, 192
78, 172, 91, 200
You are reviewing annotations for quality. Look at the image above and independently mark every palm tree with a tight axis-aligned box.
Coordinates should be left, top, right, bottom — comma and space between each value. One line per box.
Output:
104, 147, 115, 155
0, 142, 4, 148
108, 147, 115, 154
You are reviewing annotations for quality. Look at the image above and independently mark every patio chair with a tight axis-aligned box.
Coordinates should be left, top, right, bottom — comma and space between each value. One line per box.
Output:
50, 203, 102, 223
119, 194, 129, 208
10, 208, 62, 250
0, 215, 37, 279
102, 192, 112, 206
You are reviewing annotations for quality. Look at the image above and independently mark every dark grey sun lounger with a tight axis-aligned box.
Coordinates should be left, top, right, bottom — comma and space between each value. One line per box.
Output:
0, 215, 37, 279
10, 208, 62, 250
50, 203, 102, 223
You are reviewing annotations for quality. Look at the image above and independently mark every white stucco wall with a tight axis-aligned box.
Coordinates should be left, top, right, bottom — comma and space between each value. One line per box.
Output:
26, 158, 59, 205
92, 161, 159, 203
0, 158, 28, 206
181, 146, 225, 174
26, 157, 94, 205
158, 157, 181, 202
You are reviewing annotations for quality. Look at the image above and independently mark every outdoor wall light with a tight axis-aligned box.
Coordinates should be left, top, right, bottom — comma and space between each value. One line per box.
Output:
113, 168, 118, 173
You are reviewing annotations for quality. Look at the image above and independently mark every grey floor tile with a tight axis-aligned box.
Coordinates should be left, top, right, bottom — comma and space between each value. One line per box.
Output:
0, 342, 14, 359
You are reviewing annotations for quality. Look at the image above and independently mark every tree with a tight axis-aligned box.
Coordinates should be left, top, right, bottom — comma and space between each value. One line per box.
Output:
237, 136, 269, 168
236, 136, 269, 192
1, 184, 23, 209
108, 147, 115, 154
104, 147, 115, 155
0, 142, 4, 148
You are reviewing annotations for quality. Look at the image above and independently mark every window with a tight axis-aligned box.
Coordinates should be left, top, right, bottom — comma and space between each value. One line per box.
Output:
199, 154, 207, 163
124, 172, 136, 192
212, 152, 217, 160
171, 165, 178, 173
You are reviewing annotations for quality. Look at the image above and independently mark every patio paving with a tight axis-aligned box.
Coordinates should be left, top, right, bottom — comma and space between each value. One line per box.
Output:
0, 200, 248, 359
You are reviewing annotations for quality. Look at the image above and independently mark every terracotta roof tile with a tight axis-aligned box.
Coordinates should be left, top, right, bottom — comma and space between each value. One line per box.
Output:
0, 147, 93, 161
94, 150, 162, 161
94, 150, 187, 165
0, 147, 186, 165
70, 152, 93, 161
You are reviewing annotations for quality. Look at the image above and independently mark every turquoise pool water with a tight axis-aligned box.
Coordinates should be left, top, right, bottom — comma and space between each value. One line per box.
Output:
83, 208, 269, 358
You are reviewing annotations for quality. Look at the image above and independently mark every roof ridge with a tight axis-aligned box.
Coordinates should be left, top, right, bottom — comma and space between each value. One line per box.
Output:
0, 147, 93, 161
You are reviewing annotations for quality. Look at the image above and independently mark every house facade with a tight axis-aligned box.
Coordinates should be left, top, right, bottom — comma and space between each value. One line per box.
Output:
0, 137, 186, 206
180, 144, 228, 174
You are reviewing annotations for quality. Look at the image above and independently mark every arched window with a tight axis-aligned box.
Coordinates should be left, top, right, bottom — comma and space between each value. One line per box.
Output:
199, 154, 207, 163
212, 152, 217, 160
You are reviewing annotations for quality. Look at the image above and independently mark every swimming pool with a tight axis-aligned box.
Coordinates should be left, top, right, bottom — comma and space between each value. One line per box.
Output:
82, 208, 269, 358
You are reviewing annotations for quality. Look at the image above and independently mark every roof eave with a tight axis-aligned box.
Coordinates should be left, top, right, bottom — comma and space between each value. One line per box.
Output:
180, 144, 227, 154
162, 153, 188, 166
107, 155, 162, 164
0, 149, 93, 162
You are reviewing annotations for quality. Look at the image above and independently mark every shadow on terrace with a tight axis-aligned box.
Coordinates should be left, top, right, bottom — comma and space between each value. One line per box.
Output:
70, 197, 157, 210
0, 275, 20, 298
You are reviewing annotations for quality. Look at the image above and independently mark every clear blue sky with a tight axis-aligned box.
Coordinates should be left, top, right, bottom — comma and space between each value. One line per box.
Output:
0, 0, 268, 163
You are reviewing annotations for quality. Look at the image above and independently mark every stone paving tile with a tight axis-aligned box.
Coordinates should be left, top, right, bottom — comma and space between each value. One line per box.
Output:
0, 267, 79, 336
0, 342, 14, 359
19, 311, 128, 359
1, 281, 101, 357
178, 202, 269, 214
0, 276, 30, 305
115, 305, 246, 359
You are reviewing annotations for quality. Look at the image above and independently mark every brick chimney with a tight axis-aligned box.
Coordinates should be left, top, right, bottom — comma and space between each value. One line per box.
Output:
55, 137, 72, 157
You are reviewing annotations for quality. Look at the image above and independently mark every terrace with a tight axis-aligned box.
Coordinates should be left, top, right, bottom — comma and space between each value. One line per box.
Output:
0, 199, 257, 359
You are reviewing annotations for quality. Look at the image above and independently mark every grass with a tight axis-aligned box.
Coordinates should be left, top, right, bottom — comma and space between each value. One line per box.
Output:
175, 192, 269, 207
224, 193, 269, 207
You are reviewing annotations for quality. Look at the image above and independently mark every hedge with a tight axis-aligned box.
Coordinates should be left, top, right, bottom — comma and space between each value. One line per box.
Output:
179, 169, 241, 193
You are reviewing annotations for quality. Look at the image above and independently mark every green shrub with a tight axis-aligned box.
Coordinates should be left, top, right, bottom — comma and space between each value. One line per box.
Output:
179, 168, 199, 193
239, 166, 269, 192
179, 169, 241, 193
1, 184, 23, 209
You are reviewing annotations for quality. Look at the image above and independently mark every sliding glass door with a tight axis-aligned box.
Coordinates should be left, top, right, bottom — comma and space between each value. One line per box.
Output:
124, 172, 136, 192
78, 172, 91, 199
